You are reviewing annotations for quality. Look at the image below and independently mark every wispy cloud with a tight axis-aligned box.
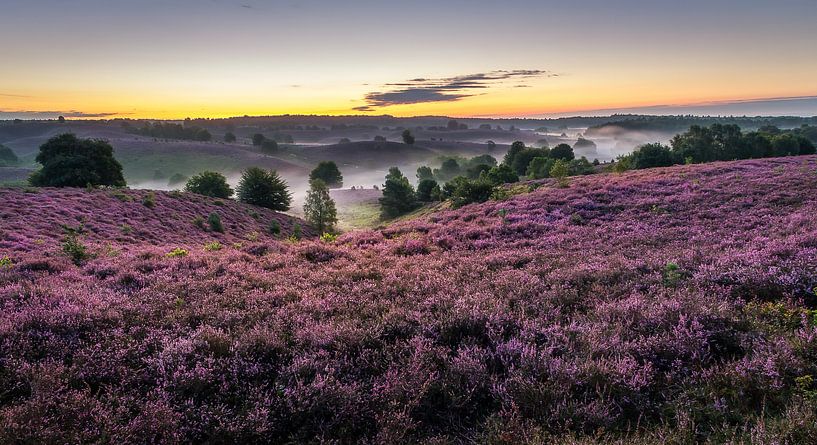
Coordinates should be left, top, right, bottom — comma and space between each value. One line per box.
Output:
356, 70, 556, 111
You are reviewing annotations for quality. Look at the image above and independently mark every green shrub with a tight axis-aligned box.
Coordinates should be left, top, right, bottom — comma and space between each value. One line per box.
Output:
120, 224, 133, 235
166, 248, 188, 258
193, 215, 205, 229
268, 220, 281, 236
0, 256, 13, 269
236, 167, 292, 211
204, 241, 223, 252
62, 234, 91, 265
142, 191, 156, 208
550, 160, 570, 187
320, 232, 338, 243
208, 212, 224, 233
185, 171, 233, 198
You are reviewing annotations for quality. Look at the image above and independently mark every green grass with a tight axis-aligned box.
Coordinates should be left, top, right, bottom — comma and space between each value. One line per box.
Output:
336, 201, 382, 231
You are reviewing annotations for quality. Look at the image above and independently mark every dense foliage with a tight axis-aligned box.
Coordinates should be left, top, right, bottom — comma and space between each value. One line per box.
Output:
29, 133, 126, 188
184, 171, 233, 199
236, 167, 292, 211
309, 161, 343, 189
379, 167, 419, 218
1, 157, 816, 443
618, 124, 817, 171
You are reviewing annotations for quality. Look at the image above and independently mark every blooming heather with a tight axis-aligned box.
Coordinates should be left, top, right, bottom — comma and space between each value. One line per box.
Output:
1, 157, 817, 443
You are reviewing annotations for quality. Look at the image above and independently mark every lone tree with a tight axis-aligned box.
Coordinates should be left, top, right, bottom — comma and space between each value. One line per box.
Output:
379, 167, 419, 218
303, 179, 338, 234
29, 133, 126, 187
236, 167, 292, 211
184, 171, 233, 198
252, 133, 266, 146
224, 132, 236, 143
309, 161, 343, 188
402, 129, 415, 145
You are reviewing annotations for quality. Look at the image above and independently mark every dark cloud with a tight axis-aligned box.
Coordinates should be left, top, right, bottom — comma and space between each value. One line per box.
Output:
359, 70, 555, 110
0, 110, 123, 119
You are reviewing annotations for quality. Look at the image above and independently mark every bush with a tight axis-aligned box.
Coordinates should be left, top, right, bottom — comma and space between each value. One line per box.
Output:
416, 178, 441, 202
526, 156, 555, 179
193, 215, 205, 229
224, 132, 236, 143
185, 171, 233, 198
484, 164, 519, 185
29, 134, 126, 188
268, 220, 281, 236
416, 166, 434, 181
511, 148, 550, 176
142, 192, 156, 208
204, 241, 223, 251
379, 167, 419, 218
208, 212, 224, 233
62, 234, 91, 265
443, 176, 495, 208
309, 161, 343, 188
550, 159, 570, 187
236, 167, 292, 211
166, 248, 189, 258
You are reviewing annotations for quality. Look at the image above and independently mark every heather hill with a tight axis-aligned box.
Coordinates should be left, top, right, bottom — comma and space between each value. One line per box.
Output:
0, 187, 312, 253
1, 156, 817, 442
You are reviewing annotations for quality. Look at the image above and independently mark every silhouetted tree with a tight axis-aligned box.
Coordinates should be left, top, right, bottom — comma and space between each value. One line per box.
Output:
29, 134, 126, 188
261, 139, 279, 154
402, 129, 415, 145
416, 165, 434, 181
224, 132, 236, 143
252, 133, 266, 146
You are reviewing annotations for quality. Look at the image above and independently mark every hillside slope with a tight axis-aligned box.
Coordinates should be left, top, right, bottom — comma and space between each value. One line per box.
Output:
0, 188, 312, 253
1, 156, 817, 443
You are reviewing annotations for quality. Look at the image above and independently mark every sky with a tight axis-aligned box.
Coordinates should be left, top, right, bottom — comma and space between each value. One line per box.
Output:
1, 0, 817, 119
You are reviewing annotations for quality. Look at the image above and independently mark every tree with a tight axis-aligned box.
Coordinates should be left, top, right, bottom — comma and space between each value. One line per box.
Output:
224, 132, 236, 143
29, 133, 126, 188
303, 179, 338, 233
379, 167, 419, 218
309, 161, 343, 188
485, 164, 519, 185
526, 157, 555, 179
503, 141, 526, 167
550, 159, 570, 187
416, 165, 434, 181
434, 158, 462, 181
573, 138, 597, 151
447, 120, 460, 130
550, 143, 575, 161
629, 143, 676, 169
511, 148, 550, 175
442, 176, 494, 208
236, 167, 292, 211
252, 133, 266, 146
185, 171, 233, 198
57, 116, 66, 123
466, 164, 492, 179
402, 129, 415, 145
261, 139, 279, 154
416, 178, 441, 202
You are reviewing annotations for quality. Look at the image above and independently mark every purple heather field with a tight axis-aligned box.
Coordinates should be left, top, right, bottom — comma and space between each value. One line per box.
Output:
2, 156, 817, 443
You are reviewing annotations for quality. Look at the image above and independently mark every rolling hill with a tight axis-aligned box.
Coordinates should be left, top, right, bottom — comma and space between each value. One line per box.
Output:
1, 156, 816, 443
